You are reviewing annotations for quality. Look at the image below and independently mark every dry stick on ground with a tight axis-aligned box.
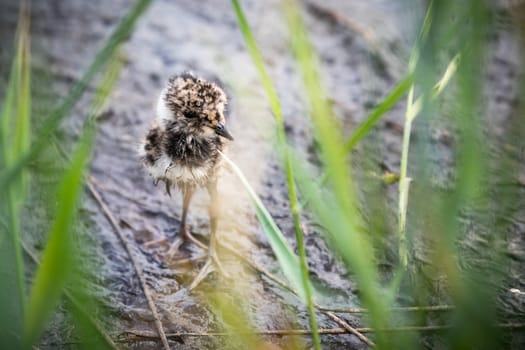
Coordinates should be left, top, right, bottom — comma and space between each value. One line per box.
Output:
121, 322, 525, 341
318, 305, 455, 314
20, 241, 120, 350
323, 310, 374, 346
87, 179, 171, 350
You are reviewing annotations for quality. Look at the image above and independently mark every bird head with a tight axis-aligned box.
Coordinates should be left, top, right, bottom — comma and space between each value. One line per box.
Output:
156, 73, 233, 141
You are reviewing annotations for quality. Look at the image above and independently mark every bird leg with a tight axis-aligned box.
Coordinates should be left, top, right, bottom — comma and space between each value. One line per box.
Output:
189, 180, 229, 290
166, 184, 205, 258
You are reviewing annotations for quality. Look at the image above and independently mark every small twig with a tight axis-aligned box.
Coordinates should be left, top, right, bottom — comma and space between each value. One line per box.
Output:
20, 241, 120, 350
318, 305, 454, 314
120, 322, 525, 341
87, 179, 170, 350
322, 310, 374, 347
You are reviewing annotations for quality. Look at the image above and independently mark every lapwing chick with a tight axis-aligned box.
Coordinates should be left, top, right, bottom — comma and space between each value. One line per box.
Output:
139, 72, 233, 289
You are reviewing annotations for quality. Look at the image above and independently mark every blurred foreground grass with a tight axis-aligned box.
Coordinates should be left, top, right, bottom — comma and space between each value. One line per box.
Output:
0, 1, 150, 348
230, 0, 525, 349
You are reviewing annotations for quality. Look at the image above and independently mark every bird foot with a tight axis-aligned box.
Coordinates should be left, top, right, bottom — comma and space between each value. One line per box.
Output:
189, 249, 230, 290
164, 226, 207, 261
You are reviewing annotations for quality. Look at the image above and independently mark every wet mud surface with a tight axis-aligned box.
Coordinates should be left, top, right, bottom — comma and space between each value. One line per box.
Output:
1, 0, 524, 349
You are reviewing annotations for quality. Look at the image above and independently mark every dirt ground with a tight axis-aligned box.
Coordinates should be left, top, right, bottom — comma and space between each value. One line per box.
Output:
1, 0, 524, 349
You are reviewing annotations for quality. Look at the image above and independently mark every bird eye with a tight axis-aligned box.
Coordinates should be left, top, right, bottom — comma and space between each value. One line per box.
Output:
183, 111, 200, 119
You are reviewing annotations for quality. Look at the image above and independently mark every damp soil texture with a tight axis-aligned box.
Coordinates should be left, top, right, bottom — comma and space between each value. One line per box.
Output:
1, 0, 524, 349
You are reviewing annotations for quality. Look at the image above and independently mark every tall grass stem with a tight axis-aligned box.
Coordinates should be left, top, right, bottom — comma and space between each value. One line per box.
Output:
231, 1, 321, 348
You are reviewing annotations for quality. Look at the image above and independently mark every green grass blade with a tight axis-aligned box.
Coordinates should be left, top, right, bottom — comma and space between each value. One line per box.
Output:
282, 0, 394, 347
0, 5, 31, 347
12, 0, 32, 297
290, 151, 389, 345
439, 2, 499, 348
22, 47, 123, 349
22, 124, 95, 348
397, 85, 415, 269
65, 54, 123, 350
0, 46, 18, 166
231, 0, 320, 347
301, 74, 412, 207
397, 52, 458, 268
343, 74, 413, 153
219, 151, 307, 301
300, 74, 412, 202
0, 0, 151, 190
13, 3, 31, 166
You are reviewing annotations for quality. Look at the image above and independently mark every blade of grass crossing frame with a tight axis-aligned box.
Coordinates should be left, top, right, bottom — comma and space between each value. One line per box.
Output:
13, 0, 32, 293
397, 85, 415, 269
13, 1, 31, 174
231, 1, 320, 347
283, 0, 394, 347
219, 151, 306, 302
22, 124, 95, 348
0, 45, 18, 166
395, 0, 437, 269
0, 5, 31, 347
343, 74, 413, 153
289, 150, 389, 346
23, 48, 123, 349
67, 53, 124, 350
301, 74, 412, 207
0, 0, 151, 190
397, 53, 459, 268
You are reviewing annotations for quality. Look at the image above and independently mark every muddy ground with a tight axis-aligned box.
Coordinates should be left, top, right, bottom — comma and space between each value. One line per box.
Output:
1, 0, 524, 349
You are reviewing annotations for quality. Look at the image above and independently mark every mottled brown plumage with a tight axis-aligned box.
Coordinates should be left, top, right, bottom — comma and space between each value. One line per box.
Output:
139, 72, 233, 289
141, 73, 232, 188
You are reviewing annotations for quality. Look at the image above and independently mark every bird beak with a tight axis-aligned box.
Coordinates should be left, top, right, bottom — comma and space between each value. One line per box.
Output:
215, 123, 234, 141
